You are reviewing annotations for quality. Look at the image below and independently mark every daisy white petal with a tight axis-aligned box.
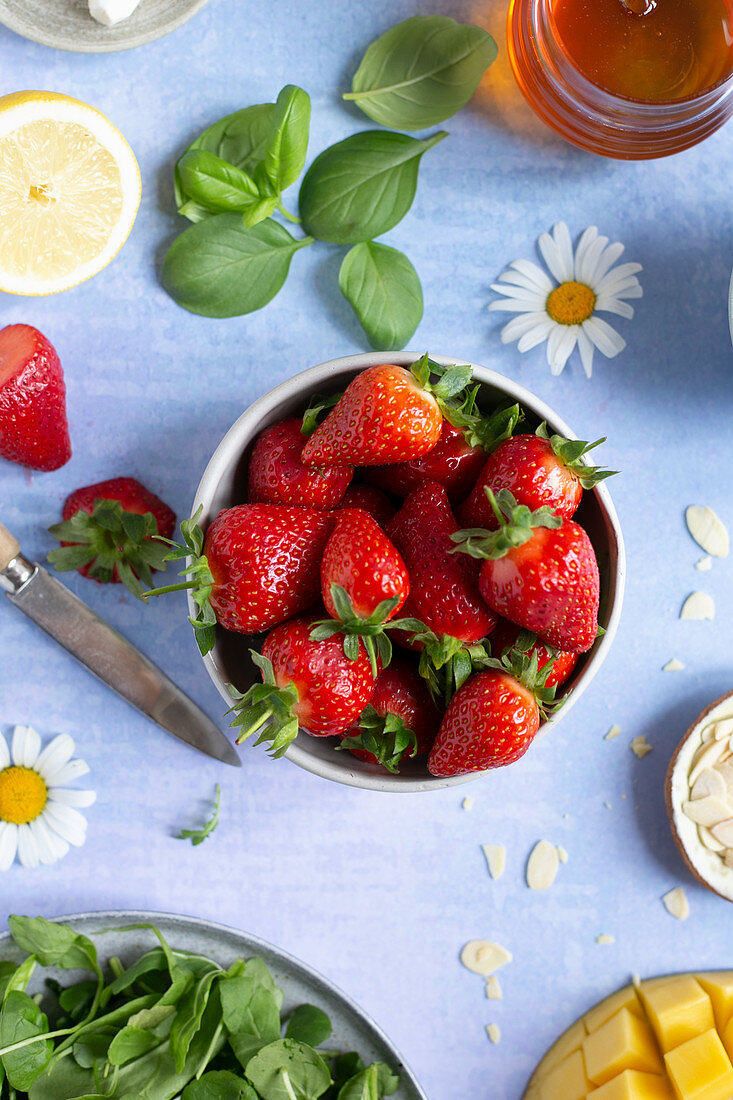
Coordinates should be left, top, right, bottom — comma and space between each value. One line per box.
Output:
589, 241, 625, 284
507, 259, 554, 292
49, 788, 97, 809
29, 816, 65, 865
577, 329, 596, 378
17, 823, 40, 868
539, 222, 574, 283
45, 758, 90, 787
517, 319, 555, 353
573, 226, 599, 272
35, 734, 76, 783
0, 732, 9, 771
596, 263, 643, 291
547, 325, 578, 374
42, 803, 88, 847
12, 725, 41, 768
583, 316, 626, 358
595, 297, 635, 320
489, 283, 542, 303
497, 269, 548, 293
501, 312, 552, 343
576, 236, 608, 285
489, 299, 544, 314
0, 822, 18, 871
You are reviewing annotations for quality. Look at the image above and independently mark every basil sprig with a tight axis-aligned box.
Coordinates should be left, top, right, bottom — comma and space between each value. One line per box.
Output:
339, 241, 423, 350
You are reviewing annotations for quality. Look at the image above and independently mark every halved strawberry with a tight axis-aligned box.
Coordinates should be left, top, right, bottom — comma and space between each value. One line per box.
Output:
458, 424, 614, 528
248, 416, 352, 510
453, 489, 600, 654
230, 614, 376, 753
301, 355, 472, 468
0, 324, 71, 472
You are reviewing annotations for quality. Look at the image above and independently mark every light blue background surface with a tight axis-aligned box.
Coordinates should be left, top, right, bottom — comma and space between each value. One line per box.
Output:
1, 2, 733, 1097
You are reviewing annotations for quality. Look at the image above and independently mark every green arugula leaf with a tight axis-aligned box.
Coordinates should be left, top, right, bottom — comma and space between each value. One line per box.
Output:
177, 151, 261, 214
177, 785, 222, 846
284, 1005, 332, 1048
182, 1069, 258, 1099
0, 990, 54, 1090
162, 215, 314, 318
245, 1038, 332, 1100
263, 85, 311, 195
339, 241, 423, 350
299, 129, 446, 244
345, 15, 497, 130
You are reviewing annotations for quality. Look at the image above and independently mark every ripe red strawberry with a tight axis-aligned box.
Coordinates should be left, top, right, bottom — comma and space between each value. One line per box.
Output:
338, 658, 441, 772
453, 489, 600, 654
48, 477, 175, 597
364, 420, 486, 503
0, 324, 71, 472
339, 484, 396, 528
428, 669, 541, 776
149, 504, 334, 654
248, 416, 352, 510
301, 355, 472, 468
230, 615, 376, 751
489, 618, 579, 688
313, 508, 410, 675
458, 425, 613, 528
386, 480, 496, 647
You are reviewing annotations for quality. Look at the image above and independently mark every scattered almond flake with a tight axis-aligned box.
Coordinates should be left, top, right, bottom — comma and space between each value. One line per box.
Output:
696, 556, 712, 571
711, 819, 733, 847
621, 794, 627, 800
460, 940, 513, 977
596, 934, 615, 945
557, 845, 568, 864
663, 658, 685, 672
682, 795, 733, 828
562, 813, 569, 820
482, 844, 506, 880
485, 976, 503, 1000
526, 840, 560, 890
462, 797, 474, 811
605, 724, 622, 741
604, 802, 612, 810
630, 735, 653, 759
680, 591, 715, 621
486, 1024, 501, 1045
686, 505, 729, 558
662, 887, 690, 921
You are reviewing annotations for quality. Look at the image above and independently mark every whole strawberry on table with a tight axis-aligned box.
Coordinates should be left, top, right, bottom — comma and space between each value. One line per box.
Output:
157, 355, 615, 779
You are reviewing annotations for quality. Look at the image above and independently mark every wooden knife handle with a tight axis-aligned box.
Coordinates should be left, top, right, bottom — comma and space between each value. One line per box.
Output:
0, 522, 21, 572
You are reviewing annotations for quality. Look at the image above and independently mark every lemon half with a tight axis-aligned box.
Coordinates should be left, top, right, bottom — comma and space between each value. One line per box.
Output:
0, 91, 141, 296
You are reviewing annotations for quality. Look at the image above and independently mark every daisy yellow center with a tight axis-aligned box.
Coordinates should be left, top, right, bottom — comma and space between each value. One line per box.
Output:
546, 281, 596, 326
0, 766, 47, 825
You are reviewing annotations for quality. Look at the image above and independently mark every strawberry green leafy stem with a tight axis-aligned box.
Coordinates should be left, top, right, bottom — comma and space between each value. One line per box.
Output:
141, 508, 217, 656
228, 652, 300, 757
477, 635, 563, 719
443, 387, 523, 452
310, 584, 418, 678
409, 352, 472, 414
450, 488, 562, 559
535, 422, 617, 488
409, 630, 491, 704
337, 706, 417, 774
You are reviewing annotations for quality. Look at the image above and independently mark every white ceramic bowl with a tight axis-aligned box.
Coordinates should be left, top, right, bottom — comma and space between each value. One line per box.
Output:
191, 352, 626, 792
729, 268, 733, 348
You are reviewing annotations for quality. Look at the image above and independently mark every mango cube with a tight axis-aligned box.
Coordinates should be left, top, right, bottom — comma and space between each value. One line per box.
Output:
583, 1008, 663, 1087
538, 1050, 590, 1100
697, 972, 733, 1033
664, 1028, 733, 1100
541, 1019, 587, 1074
585, 986, 645, 1034
588, 1070, 675, 1100
639, 975, 714, 1052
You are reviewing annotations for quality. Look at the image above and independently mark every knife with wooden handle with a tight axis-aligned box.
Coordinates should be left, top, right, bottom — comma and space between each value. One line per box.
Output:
0, 520, 240, 767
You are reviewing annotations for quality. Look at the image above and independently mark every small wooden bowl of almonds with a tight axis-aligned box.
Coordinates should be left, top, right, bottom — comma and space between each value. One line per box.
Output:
666, 690, 733, 901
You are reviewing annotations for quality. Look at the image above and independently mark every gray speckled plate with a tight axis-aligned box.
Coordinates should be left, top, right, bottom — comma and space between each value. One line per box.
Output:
0, 0, 211, 52
0, 910, 427, 1100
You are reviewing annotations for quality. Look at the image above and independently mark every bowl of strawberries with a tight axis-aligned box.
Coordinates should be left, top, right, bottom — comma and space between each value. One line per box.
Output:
177, 351, 625, 791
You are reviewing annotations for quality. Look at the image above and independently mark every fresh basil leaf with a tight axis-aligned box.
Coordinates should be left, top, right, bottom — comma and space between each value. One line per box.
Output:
182, 1070, 258, 1100
339, 241, 423, 350
177, 151, 261, 214
284, 1005, 332, 1049
299, 130, 446, 244
245, 1038, 331, 1100
0, 990, 53, 1090
337, 1063, 399, 1100
345, 15, 497, 129
162, 216, 314, 317
263, 85, 311, 193
8, 917, 101, 979
175, 104, 277, 219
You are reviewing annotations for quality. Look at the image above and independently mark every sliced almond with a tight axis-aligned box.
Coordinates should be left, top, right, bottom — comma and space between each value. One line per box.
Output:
682, 795, 733, 828
526, 840, 560, 890
686, 505, 729, 558
724, 851, 733, 869
557, 845, 569, 864
713, 719, 733, 742
486, 1024, 501, 1045
690, 767, 728, 802
715, 762, 733, 794
698, 825, 726, 853
689, 739, 728, 784
680, 591, 715, 621
711, 819, 733, 847
605, 724, 621, 741
663, 658, 685, 672
662, 887, 690, 920
485, 976, 503, 1000
462, 797, 474, 811
630, 735, 653, 759
482, 844, 506, 880
696, 556, 712, 571
596, 934, 615, 945
460, 940, 512, 977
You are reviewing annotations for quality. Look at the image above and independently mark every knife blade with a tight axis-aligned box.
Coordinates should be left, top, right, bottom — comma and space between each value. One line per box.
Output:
0, 522, 240, 767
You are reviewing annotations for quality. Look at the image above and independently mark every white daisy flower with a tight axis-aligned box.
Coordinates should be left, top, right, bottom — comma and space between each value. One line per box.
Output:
0, 726, 96, 871
489, 222, 643, 378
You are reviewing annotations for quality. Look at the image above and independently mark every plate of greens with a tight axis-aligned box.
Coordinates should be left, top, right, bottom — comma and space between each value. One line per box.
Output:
0, 911, 426, 1099
0, 0, 211, 53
